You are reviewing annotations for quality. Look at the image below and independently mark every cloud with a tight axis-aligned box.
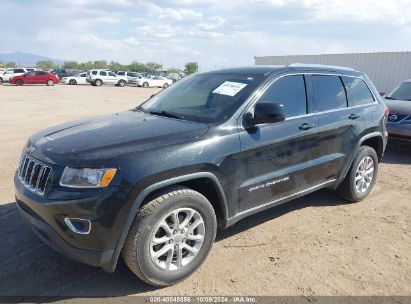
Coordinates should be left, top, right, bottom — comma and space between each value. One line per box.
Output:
0, 0, 410, 70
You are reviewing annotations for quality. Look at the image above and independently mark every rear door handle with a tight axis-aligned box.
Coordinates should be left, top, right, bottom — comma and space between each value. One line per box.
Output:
299, 123, 315, 130
349, 113, 360, 120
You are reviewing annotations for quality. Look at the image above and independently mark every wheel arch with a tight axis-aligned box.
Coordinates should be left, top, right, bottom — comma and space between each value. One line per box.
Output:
107, 172, 228, 272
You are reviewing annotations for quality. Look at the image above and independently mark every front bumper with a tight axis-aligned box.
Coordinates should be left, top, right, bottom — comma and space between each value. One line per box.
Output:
387, 123, 411, 142
14, 177, 127, 272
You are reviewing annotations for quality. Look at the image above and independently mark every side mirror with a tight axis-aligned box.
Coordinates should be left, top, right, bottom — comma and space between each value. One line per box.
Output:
252, 101, 286, 125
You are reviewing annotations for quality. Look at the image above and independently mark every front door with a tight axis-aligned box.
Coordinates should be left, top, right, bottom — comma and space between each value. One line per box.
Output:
236, 74, 323, 212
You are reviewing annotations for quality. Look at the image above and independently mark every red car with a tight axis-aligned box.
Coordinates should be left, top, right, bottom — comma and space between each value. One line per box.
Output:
10, 70, 60, 86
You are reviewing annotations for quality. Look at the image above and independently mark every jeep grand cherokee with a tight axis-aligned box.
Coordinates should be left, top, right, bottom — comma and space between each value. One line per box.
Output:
15, 64, 388, 286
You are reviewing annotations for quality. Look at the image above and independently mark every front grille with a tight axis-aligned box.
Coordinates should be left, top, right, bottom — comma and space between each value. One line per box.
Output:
18, 153, 51, 196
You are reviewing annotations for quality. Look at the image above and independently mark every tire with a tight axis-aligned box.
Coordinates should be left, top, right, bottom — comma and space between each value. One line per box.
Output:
122, 186, 217, 286
0, 78, 3, 85
47, 79, 54, 86
16, 80, 24, 86
69, 79, 77, 85
163, 83, 169, 88
118, 80, 126, 87
336, 145, 378, 202
95, 79, 103, 86
143, 82, 149, 88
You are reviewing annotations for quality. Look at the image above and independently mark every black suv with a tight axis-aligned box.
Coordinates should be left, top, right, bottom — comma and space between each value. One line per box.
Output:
15, 65, 388, 286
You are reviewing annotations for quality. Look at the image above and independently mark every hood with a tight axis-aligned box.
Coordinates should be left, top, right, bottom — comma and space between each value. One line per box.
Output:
384, 98, 411, 115
27, 110, 209, 166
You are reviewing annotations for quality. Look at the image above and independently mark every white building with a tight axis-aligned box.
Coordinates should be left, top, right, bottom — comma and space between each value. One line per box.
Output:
254, 52, 411, 93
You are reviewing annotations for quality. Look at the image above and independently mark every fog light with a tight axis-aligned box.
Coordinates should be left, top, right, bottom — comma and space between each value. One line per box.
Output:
64, 217, 91, 234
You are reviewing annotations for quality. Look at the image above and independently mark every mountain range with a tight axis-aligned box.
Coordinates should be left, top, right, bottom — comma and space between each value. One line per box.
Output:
0, 51, 65, 66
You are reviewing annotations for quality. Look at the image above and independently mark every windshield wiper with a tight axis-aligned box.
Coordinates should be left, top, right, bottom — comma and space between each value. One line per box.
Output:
147, 110, 183, 120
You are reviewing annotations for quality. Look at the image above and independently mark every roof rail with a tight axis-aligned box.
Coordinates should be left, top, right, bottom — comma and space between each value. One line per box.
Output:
287, 63, 356, 71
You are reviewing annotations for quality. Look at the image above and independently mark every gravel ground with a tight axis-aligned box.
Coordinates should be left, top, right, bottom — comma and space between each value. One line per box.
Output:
0, 84, 410, 297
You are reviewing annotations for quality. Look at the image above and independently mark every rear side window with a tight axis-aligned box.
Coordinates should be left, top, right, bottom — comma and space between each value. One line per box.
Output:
15, 69, 25, 73
100, 71, 107, 76
92, 71, 98, 75
80, 73, 86, 77
108, 72, 116, 77
117, 71, 125, 76
259, 75, 307, 117
342, 77, 374, 106
37, 71, 47, 76
311, 75, 347, 112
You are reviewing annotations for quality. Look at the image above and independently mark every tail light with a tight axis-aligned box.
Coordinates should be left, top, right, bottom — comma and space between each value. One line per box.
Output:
384, 107, 390, 117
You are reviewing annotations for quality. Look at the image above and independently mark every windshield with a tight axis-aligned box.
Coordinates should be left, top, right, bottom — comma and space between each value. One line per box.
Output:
139, 72, 265, 123
386, 82, 411, 101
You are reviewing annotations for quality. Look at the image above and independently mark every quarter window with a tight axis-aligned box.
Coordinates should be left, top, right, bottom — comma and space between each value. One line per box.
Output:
259, 75, 307, 117
342, 77, 374, 106
311, 75, 347, 112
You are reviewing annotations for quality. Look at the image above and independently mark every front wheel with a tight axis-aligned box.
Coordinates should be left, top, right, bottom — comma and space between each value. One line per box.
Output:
69, 79, 77, 85
47, 79, 54, 86
95, 79, 103, 86
143, 82, 149, 88
122, 186, 217, 286
0, 78, 3, 85
118, 80, 126, 87
163, 83, 169, 88
336, 145, 378, 202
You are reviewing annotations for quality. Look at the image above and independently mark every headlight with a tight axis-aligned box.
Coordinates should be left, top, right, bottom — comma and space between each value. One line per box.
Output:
60, 167, 117, 188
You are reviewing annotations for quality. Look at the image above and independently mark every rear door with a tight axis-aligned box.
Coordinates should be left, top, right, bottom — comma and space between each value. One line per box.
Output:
237, 74, 321, 212
24, 71, 37, 84
308, 74, 366, 181
36, 71, 48, 84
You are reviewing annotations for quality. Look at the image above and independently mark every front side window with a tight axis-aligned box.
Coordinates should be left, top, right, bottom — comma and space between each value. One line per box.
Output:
92, 71, 98, 75
100, 71, 107, 76
342, 77, 374, 106
108, 72, 116, 77
80, 73, 86, 77
386, 82, 411, 101
117, 72, 125, 76
259, 75, 307, 117
311, 75, 347, 112
141, 73, 265, 123
26, 71, 36, 77
37, 71, 47, 76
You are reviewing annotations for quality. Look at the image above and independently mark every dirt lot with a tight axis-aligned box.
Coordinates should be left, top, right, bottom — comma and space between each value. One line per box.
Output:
0, 84, 410, 297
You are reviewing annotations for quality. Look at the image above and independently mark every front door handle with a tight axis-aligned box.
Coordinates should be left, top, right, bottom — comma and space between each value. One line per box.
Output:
349, 113, 360, 120
299, 123, 314, 130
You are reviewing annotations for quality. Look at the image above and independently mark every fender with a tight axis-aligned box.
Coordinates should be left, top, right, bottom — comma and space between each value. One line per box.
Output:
105, 171, 229, 272
334, 131, 385, 188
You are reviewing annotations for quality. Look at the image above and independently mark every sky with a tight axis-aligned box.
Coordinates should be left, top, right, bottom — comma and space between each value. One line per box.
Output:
1, 0, 411, 70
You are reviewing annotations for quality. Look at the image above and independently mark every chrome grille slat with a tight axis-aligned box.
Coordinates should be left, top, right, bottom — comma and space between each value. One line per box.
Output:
17, 153, 52, 196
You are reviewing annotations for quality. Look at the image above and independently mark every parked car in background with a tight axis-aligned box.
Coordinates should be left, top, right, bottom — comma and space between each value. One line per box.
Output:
50, 69, 70, 80
116, 71, 142, 85
384, 79, 411, 142
61, 72, 88, 85
9, 70, 60, 86
0, 68, 29, 84
86, 70, 127, 87
137, 75, 173, 88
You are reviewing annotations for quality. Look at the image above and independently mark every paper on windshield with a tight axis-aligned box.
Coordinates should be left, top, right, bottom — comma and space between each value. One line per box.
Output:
212, 81, 247, 97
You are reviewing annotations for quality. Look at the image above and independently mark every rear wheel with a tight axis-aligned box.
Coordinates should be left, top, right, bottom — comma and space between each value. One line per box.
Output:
143, 82, 149, 88
0, 77, 3, 85
122, 186, 217, 286
118, 80, 126, 87
163, 83, 169, 88
336, 145, 378, 202
95, 79, 103, 86
16, 80, 24, 86
69, 79, 77, 85
47, 79, 54, 86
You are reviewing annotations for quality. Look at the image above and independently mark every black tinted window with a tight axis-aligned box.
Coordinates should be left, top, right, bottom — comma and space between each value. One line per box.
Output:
26, 71, 36, 77
37, 71, 47, 76
342, 77, 374, 106
311, 75, 347, 112
117, 72, 125, 76
259, 75, 307, 117
100, 71, 107, 76
15, 69, 25, 73
92, 71, 98, 75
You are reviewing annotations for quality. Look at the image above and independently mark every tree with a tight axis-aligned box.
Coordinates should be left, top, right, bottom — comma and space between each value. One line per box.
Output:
63, 61, 79, 70
92, 60, 108, 69
36, 60, 56, 70
6, 61, 17, 68
167, 67, 179, 74
185, 62, 198, 75
128, 61, 149, 73
109, 61, 126, 72
78, 61, 94, 70
146, 62, 162, 72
